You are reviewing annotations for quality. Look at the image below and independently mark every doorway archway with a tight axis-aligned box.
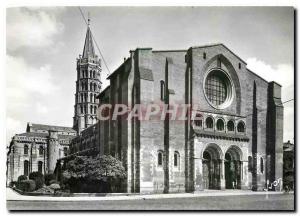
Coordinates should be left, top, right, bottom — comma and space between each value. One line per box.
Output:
202, 144, 222, 189
225, 146, 242, 189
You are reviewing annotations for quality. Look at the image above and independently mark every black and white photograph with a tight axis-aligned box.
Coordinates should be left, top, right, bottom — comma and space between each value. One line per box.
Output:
4, 4, 295, 211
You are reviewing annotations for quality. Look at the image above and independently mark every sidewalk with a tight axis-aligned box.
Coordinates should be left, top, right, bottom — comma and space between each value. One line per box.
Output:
7, 187, 291, 202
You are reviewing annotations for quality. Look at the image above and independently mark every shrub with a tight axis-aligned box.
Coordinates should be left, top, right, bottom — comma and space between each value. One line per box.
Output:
18, 180, 36, 192
45, 173, 56, 186
9, 181, 17, 187
29, 172, 44, 190
17, 175, 27, 183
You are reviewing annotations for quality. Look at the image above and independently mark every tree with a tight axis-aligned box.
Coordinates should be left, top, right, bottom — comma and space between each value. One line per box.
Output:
62, 154, 126, 192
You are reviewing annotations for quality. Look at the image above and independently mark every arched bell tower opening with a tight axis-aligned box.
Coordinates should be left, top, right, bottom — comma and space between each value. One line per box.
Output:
225, 146, 242, 189
202, 144, 222, 190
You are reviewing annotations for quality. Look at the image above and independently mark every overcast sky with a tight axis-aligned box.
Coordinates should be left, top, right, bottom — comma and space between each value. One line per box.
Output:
6, 6, 294, 145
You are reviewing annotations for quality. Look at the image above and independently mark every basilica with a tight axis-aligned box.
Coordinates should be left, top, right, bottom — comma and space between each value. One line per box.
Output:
7, 21, 284, 193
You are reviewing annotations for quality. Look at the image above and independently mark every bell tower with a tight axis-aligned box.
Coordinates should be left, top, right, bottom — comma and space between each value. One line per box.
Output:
73, 18, 101, 133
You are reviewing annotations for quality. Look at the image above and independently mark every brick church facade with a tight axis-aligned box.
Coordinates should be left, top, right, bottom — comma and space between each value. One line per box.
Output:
98, 45, 284, 193
7, 22, 284, 193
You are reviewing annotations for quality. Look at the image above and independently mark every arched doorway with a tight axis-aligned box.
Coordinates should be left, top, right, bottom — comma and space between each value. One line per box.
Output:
225, 146, 242, 189
202, 144, 222, 189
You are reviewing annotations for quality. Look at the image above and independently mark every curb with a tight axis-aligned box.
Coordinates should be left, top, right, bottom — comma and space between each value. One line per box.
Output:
7, 188, 293, 202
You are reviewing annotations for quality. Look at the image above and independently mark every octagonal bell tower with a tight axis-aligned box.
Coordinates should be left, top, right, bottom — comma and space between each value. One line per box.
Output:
73, 18, 102, 134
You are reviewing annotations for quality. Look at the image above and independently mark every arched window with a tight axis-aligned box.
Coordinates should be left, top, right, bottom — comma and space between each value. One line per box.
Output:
64, 147, 68, 157
260, 157, 264, 173
237, 121, 245, 133
194, 114, 203, 127
227, 120, 235, 132
82, 70, 84, 78
24, 160, 29, 176
94, 94, 96, 103
24, 145, 28, 155
90, 70, 92, 78
203, 52, 206, 59
248, 156, 253, 172
90, 105, 93, 114
84, 106, 87, 114
94, 83, 97, 91
39, 146, 43, 156
174, 151, 180, 168
206, 117, 214, 129
94, 106, 97, 114
160, 80, 165, 101
216, 119, 224, 131
90, 93, 93, 102
85, 70, 88, 78
158, 151, 163, 166
80, 105, 83, 114
90, 83, 93, 91
93, 71, 96, 78
38, 161, 43, 173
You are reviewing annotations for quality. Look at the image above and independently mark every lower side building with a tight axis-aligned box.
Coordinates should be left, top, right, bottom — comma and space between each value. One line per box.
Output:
6, 123, 76, 184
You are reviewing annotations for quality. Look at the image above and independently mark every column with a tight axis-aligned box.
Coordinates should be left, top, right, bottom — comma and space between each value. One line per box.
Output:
241, 160, 249, 190
220, 159, 225, 190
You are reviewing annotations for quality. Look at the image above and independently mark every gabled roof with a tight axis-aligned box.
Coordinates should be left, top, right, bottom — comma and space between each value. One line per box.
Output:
191, 43, 247, 65
82, 26, 96, 58
27, 123, 76, 133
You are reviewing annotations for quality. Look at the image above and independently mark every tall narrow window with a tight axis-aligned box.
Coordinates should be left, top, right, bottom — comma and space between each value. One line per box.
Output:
24, 160, 29, 176
160, 80, 165, 101
90, 105, 93, 114
24, 145, 28, 155
216, 119, 225, 131
174, 151, 180, 168
80, 105, 83, 114
94, 106, 97, 114
94, 94, 96, 103
260, 157, 264, 173
227, 120, 235, 132
94, 83, 97, 91
39, 146, 43, 156
93, 71, 96, 78
158, 151, 163, 166
203, 52, 206, 59
38, 161, 43, 173
237, 121, 245, 133
248, 156, 253, 172
206, 117, 214, 129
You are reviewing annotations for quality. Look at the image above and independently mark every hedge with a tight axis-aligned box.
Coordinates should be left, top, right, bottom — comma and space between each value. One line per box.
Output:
18, 180, 36, 192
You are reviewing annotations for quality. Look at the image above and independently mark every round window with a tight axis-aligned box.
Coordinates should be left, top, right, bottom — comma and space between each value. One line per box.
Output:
204, 69, 234, 109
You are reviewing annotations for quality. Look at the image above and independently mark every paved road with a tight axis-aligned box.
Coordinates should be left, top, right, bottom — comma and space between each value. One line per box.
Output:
7, 193, 294, 210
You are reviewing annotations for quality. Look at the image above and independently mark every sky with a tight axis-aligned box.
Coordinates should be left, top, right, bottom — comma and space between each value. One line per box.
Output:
6, 6, 294, 145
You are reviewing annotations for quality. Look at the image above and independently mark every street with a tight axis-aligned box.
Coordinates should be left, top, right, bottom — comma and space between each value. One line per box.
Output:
7, 193, 294, 210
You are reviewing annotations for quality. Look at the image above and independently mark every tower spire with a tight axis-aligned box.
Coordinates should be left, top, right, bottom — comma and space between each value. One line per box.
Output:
88, 12, 90, 26
82, 13, 95, 59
